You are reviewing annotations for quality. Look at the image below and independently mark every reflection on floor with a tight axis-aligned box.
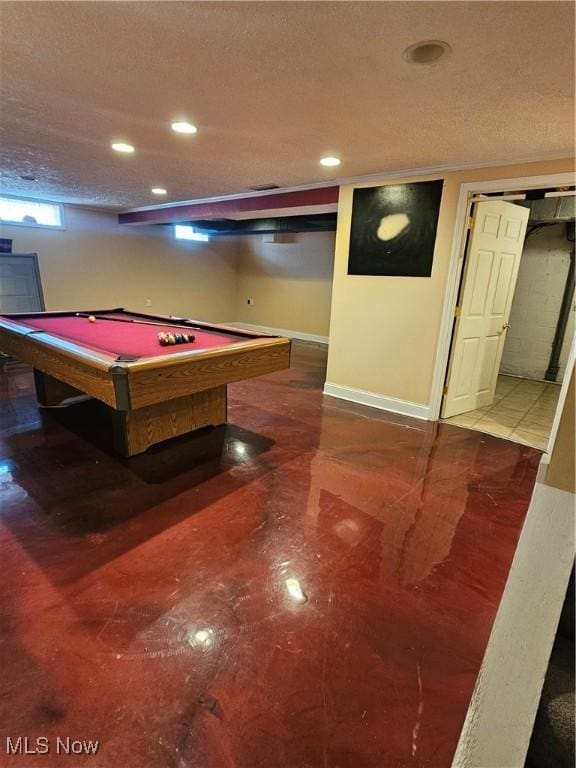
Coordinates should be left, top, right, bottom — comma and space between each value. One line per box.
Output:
0, 343, 541, 768
443, 374, 561, 450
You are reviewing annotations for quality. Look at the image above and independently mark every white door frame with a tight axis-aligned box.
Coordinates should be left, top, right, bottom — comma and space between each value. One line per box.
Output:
430, 171, 576, 455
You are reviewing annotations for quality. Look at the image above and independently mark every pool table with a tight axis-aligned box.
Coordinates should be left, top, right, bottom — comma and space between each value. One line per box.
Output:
0, 308, 291, 456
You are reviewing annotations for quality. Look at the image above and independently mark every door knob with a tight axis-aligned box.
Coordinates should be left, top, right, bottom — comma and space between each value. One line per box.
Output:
498, 322, 511, 336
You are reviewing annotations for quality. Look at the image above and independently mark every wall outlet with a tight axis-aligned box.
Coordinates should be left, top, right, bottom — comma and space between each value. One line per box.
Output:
247, 298, 255, 306
145, 297, 152, 307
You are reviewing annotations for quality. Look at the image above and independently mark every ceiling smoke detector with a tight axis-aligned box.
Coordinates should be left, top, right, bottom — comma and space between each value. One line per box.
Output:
403, 40, 451, 65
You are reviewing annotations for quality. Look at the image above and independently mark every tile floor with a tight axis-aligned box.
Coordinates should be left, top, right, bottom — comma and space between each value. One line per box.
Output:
442, 374, 562, 450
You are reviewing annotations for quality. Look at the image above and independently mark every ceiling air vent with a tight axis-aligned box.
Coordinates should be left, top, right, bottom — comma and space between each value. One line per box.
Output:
249, 184, 280, 192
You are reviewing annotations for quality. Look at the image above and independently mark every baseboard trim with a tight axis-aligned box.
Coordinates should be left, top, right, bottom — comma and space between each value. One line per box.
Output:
323, 382, 432, 420
230, 322, 329, 345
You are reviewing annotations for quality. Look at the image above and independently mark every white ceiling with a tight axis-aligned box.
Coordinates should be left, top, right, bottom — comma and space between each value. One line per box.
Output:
0, 1, 574, 210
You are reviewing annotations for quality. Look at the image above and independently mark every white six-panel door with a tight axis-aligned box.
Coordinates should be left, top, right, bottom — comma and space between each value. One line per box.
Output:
441, 200, 530, 419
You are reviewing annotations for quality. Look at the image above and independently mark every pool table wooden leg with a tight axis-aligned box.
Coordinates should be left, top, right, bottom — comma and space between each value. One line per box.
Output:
111, 384, 228, 457
33, 369, 86, 406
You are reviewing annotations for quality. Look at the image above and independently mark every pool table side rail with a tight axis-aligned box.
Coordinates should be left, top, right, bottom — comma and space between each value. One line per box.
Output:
0, 318, 120, 407
2, 307, 277, 340
0, 314, 292, 411
0, 313, 290, 372
122, 337, 291, 408
121, 335, 288, 370
106, 308, 275, 339
3, 308, 125, 320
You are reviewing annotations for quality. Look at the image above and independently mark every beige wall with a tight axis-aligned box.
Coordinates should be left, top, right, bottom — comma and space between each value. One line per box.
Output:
234, 232, 335, 337
546, 364, 575, 494
0, 206, 238, 323
326, 158, 574, 405
2, 158, 573, 393
0, 209, 335, 336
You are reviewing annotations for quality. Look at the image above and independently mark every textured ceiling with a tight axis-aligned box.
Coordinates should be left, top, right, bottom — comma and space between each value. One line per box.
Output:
0, 1, 574, 210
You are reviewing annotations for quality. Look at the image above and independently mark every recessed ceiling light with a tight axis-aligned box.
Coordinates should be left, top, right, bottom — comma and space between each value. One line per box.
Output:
151, 187, 167, 195
320, 156, 341, 167
111, 142, 135, 153
402, 40, 451, 65
171, 121, 197, 134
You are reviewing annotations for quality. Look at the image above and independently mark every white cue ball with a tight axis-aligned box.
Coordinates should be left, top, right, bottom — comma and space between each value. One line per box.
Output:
88, 315, 96, 323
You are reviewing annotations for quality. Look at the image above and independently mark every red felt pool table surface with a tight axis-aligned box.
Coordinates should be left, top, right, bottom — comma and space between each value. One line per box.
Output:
21, 312, 245, 359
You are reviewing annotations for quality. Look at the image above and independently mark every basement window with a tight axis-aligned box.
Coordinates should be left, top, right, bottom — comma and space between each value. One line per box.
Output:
174, 224, 209, 243
0, 196, 64, 229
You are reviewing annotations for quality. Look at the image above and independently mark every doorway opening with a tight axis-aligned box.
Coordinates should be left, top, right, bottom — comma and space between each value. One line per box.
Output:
440, 189, 575, 451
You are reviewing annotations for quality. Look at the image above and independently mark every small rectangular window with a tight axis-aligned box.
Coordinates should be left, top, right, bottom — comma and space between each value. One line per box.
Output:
0, 196, 64, 228
174, 224, 209, 242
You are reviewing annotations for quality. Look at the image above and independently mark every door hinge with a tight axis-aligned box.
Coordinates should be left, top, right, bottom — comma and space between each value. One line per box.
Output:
443, 385, 449, 395
468, 216, 475, 230
454, 306, 461, 318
